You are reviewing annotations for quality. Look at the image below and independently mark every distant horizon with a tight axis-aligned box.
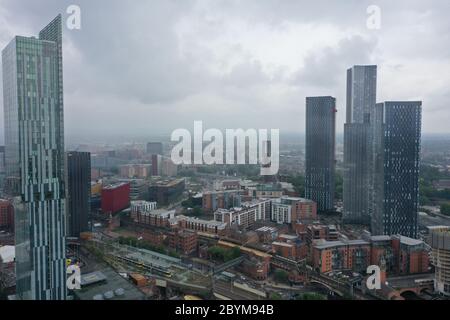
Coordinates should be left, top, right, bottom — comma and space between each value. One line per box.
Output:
1, 0, 449, 140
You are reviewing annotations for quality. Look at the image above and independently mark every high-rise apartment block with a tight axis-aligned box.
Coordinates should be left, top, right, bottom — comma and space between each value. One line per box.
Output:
2, 15, 66, 300
65, 152, 91, 237
343, 65, 377, 225
371, 102, 422, 238
305, 96, 336, 212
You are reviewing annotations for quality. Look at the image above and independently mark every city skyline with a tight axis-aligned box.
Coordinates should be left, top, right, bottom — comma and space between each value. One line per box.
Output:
0, 0, 449, 143
0, 0, 449, 305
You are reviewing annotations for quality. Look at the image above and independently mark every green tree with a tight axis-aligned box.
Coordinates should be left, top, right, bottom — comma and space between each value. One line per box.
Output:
208, 246, 241, 262
296, 292, 326, 300
286, 175, 305, 196
441, 203, 450, 216
274, 269, 289, 284
269, 292, 283, 300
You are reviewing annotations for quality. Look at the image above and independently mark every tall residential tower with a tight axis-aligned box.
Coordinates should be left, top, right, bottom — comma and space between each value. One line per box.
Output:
65, 152, 91, 237
371, 101, 422, 238
2, 15, 66, 300
305, 96, 336, 212
343, 65, 377, 225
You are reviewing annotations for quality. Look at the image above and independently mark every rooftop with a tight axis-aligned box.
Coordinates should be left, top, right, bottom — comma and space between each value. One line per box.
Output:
103, 182, 129, 190
74, 267, 145, 300
398, 236, 424, 246
272, 241, 294, 248
0, 245, 15, 263
314, 239, 370, 250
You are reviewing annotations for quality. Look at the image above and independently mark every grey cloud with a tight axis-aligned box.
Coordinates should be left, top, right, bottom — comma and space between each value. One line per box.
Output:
0, 0, 449, 142
293, 35, 378, 87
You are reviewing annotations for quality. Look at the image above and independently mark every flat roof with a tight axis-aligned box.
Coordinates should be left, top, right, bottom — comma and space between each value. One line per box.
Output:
103, 182, 129, 190
314, 240, 370, 250
75, 267, 145, 300
399, 236, 423, 246
80, 271, 107, 287
272, 241, 293, 248
0, 246, 15, 263
279, 234, 298, 240
370, 235, 392, 242
176, 215, 227, 228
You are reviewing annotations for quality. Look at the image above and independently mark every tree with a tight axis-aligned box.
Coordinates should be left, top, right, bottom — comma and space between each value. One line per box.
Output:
296, 293, 326, 300
207, 246, 241, 262
274, 269, 289, 284
286, 175, 305, 196
441, 203, 450, 216
269, 292, 283, 300
192, 206, 203, 217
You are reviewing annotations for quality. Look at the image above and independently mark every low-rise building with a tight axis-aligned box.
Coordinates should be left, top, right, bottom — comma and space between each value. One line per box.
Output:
246, 183, 283, 199
214, 199, 272, 229
149, 179, 185, 206
130, 201, 157, 221
271, 197, 317, 224
306, 224, 339, 245
255, 226, 278, 244
202, 190, 242, 214
429, 226, 450, 297
170, 215, 228, 236
392, 235, 429, 275
133, 209, 175, 228
313, 233, 430, 276
168, 230, 198, 255
0, 200, 13, 231
312, 239, 371, 273
119, 164, 151, 179
273, 234, 308, 261
101, 182, 131, 214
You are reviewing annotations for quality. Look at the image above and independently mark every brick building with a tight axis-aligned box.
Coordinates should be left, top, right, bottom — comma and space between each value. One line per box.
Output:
168, 230, 198, 255
170, 215, 228, 236
313, 233, 430, 276
202, 190, 242, 214
271, 197, 317, 224
0, 200, 13, 231
133, 209, 175, 228
312, 239, 371, 273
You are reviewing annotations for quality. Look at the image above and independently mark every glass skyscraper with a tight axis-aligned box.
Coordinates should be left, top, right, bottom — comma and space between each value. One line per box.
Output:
371, 102, 422, 238
305, 96, 336, 212
343, 65, 377, 225
65, 151, 91, 237
2, 15, 66, 300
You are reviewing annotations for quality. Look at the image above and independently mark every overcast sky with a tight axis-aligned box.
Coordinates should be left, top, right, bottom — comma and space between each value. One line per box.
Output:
0, 0, 449, 142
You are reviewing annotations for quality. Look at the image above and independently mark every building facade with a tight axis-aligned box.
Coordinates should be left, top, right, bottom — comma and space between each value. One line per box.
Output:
2, 15, 67, 300
65, 152, 91, 237
429, 226, 450, 297
343, 65, 377, 225
305, 96, 336, 212
0, 199, 14, 231
101, 183, 131, 214
371, 102, 422, 238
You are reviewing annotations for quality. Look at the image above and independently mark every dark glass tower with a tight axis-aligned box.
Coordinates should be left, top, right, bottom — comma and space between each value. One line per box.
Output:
65, 152, 91, 237
2, 15, 66, 300
305, 96, 336, 212
343, 65, 377, 225
371, 102, 422, 238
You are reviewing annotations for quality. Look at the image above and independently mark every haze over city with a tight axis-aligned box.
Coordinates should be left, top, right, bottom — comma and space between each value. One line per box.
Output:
0, 0, 449, 143
1, 0, 450, 309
